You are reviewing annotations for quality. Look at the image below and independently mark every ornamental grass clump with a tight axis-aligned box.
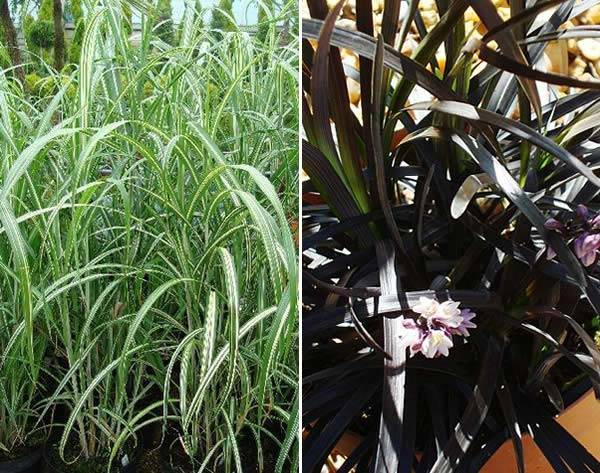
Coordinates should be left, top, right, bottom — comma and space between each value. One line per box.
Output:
302, 0, 600, 471
0, 0, 298, 471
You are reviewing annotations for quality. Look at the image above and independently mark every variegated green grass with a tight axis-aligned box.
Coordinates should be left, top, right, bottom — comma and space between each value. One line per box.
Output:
0, 0, 298, 471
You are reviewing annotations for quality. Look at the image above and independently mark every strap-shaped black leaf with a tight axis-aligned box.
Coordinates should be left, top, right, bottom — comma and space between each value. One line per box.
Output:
402, 128, 596, 303
302, 18, 460, 102
409, 100, 600, 189
469, 0, 542, 121
303, 381, 379, 473
430, 338, 504, 472
496, 373, 525, 473
479, 43, 600, 90
373, 239, 408, 473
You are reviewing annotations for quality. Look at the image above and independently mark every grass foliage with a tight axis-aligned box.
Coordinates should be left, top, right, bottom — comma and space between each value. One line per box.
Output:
0, 1, 298, 471
302, 0, 600, 471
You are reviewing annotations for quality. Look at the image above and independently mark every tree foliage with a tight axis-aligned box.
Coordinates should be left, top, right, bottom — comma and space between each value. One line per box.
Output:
68, 17, 83, 64
28, 18, 54, 49
155, 0, 173, 43
257, 0, 273, 43
211, 0, 236, 33
0, 0, 24, 79
71, 0, 82, 21
38, 0, 53, 21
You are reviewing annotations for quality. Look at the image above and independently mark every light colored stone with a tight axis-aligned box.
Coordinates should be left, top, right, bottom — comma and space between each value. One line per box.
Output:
401, 187, 415, 204
465, 7, 479, 23
511, 103, 520, 120
326, 0, 340, 12
404, 36, 418, 56
337, 18, 357, 31
420, 0, 436, 11
578, 38, 600, 61
342, 51, 359, 70
343, 0, 356, 17
569, 56, 587, 77
421, 10, 439, 28
347, 78, 361, 105
587, 5, 600, 24
373, 11, 383, 27
343, 7, 356, 20
464, 20, 476, 35
471, 26, 483, 41
340, 48, 352, 59
568, 38, 578, 56
308, 0, 600, 106
544, 40, 568, 74
497, 7, 510, 21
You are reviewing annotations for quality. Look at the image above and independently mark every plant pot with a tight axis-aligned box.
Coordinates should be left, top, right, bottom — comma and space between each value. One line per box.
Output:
322, 431, 423, 472
158, 444, 193, 473
326, 431, 364, 471
0, 449, 42, 473
43, 444, 138, 473
482, 389, 600, 472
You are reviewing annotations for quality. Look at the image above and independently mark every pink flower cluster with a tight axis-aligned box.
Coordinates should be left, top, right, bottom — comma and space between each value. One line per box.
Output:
398, 297, 476, 359
545, 204, 600, 267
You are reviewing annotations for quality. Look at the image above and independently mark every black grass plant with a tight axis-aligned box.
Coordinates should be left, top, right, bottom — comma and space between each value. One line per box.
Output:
302, 0, 600, 471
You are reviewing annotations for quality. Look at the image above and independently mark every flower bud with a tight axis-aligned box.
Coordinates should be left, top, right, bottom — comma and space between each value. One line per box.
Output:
577, 204, 589, 220
544, 218, 563, 231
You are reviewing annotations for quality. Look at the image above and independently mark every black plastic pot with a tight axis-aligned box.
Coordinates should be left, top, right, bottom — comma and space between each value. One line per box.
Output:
43, 445, 137, 473
0, 450, 42, 473
158, 441, 197, 473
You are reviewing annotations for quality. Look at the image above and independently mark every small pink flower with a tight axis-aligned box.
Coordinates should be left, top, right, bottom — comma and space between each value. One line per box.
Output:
398, 317, 425, 357
421, 329, 454, 358
543, 211, 600, 267
412, 297, 439, 318
451, 309, 477, 337
574, 232, 600, 267
432, 300, 462, 328
399, 297, 477, 358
